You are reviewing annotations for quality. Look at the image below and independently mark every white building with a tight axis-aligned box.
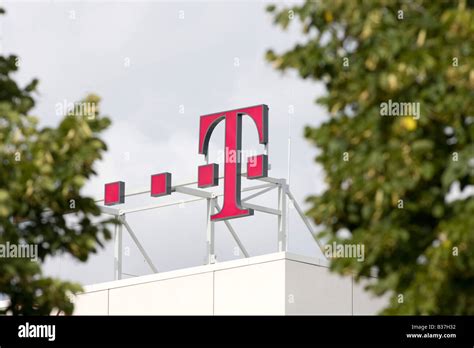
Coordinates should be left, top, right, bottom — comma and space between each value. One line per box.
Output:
73, 251, 387, 315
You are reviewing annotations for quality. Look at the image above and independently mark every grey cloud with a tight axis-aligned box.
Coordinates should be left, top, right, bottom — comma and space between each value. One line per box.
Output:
3, 0, 328, 285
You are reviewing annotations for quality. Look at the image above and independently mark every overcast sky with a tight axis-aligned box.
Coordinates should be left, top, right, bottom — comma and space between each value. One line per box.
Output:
2, 0, 330, 285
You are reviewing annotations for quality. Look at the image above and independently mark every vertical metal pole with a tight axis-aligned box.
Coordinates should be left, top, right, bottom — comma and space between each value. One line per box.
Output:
277, 186, 282, 251
287, 115, 292, 185
114, 218, 123, 280
264, 143, 271, 171
286, 112, 292, 250
278, 183, 287, 252
206, 197, 216, 264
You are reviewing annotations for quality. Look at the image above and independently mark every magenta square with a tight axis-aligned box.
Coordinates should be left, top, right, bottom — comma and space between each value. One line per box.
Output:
104, 181, 125, 205
198, 163, 219, 188
151, 172, 172, 197
247, 154, 268, 179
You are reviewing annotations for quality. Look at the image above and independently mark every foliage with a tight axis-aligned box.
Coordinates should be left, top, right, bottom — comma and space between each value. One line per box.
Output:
267, 0, 474, 314
0, 9, 113, 315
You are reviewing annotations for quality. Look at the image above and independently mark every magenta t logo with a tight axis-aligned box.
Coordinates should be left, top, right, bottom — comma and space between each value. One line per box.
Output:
198, 105, 268, 221
104, 104, 269, 223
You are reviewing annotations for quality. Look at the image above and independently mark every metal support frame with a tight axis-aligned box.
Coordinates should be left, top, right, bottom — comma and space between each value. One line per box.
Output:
277, 184, 287, 252
113, 220, 122, 280
286, 190, 325, 253
241, 185, 275, 203
119, 214, 158, 274
206, 197, 216, 264
99, 174, 326, 280
100, 207, 159, 280
214, 201, 249, 258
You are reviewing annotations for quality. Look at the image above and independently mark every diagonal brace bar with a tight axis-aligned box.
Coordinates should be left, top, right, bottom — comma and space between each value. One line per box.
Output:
174, 186, 214, 199
119, 214, 158, 273
286, 189, 326, 258
214, 201, 249, 258
241, 185, 276, 203
242, 202, 281, 216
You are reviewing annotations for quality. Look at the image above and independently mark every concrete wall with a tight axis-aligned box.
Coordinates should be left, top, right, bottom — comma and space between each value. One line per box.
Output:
73, 252, 387, 315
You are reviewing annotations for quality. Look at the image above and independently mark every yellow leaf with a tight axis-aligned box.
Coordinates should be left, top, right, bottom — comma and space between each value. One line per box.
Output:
361, 24, 372, 39
0, 189, 9, 201
66, 129, 76, 140
272, 58, 283, 69
359, 90, 369, 101
0, 205, 9, 217
388, 74, 398, 91
401, 117, 417, 131
416, 29, 426, 47
330, 102, 341, 115
324, 11, 333, 23
365, 58, 377, 71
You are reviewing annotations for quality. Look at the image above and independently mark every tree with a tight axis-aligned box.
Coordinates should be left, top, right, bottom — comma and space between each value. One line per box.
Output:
0, 8, 113, 315
266, 0, 474, 314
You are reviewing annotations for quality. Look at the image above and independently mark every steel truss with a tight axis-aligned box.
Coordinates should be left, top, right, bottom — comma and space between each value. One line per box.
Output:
98, 174, 325, 280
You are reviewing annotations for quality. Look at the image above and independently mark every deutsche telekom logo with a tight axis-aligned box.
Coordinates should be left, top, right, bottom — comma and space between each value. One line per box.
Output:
104, 105, 269, 221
